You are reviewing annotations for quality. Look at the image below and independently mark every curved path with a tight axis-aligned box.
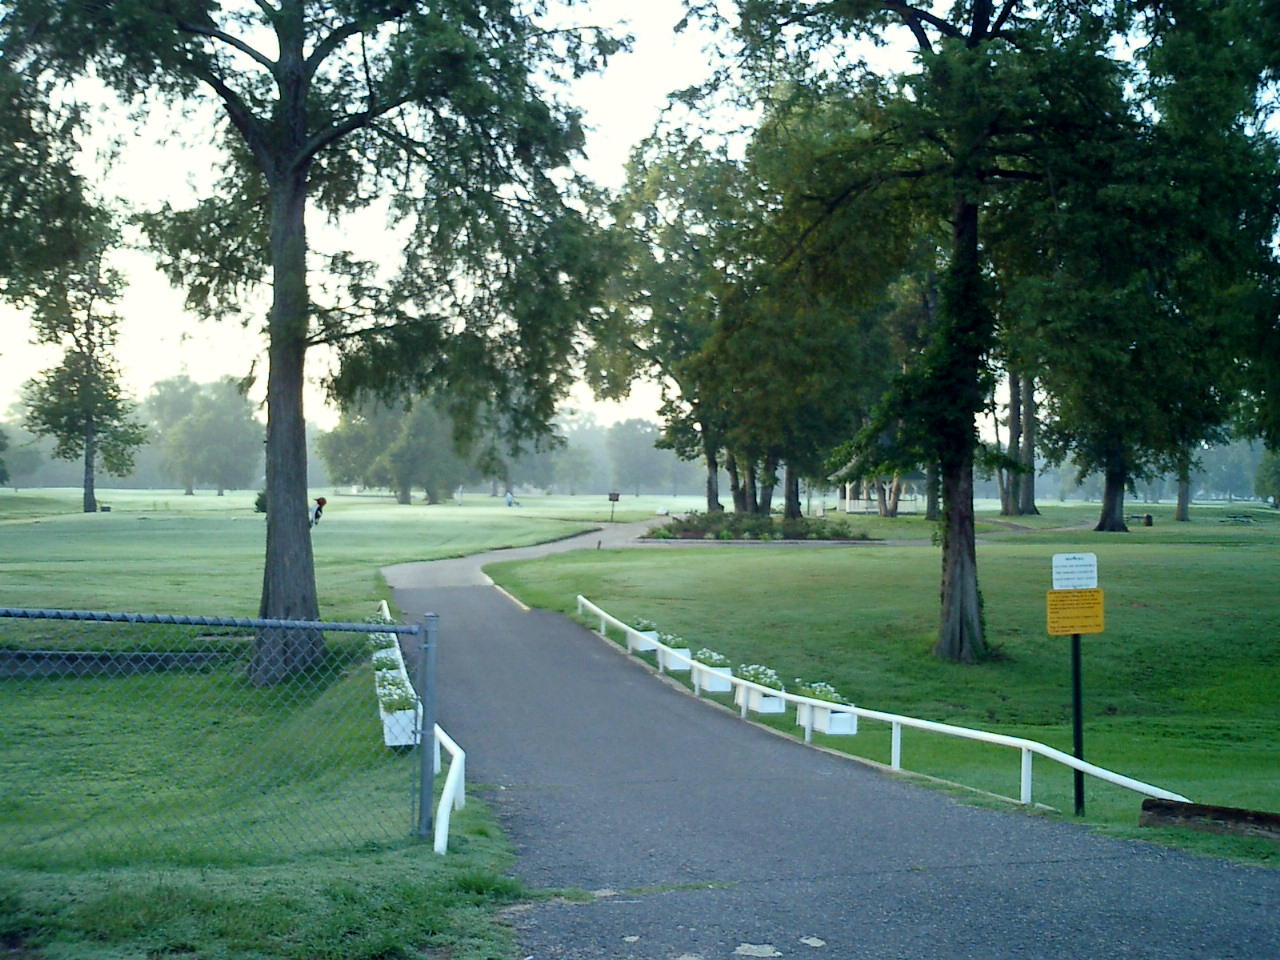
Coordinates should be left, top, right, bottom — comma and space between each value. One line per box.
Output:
385, 523, 1279, 960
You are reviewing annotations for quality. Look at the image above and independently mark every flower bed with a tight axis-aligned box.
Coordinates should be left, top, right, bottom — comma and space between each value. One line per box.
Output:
368, 615, 420, 747
646, 512, 871, 541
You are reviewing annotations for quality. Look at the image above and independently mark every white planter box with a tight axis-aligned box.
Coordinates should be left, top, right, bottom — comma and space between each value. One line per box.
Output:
631, 630, 659, 652
734, 685, 786, 714
796, 703, 858, 735
380, 705, 420, 747
658, 647, 692, 671
693, 663, 733, 693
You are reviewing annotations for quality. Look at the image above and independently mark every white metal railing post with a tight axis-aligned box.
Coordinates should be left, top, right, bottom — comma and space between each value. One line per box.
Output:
803, 711, 814, 744
891, 722, 902, 770
433, 734, 442, 775
453, 751, 466, 810
433, 724, 467, 854
1021, 748, 1033, 805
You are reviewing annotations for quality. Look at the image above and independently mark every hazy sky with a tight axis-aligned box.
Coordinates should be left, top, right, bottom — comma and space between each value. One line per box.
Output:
1, 0, 719, 429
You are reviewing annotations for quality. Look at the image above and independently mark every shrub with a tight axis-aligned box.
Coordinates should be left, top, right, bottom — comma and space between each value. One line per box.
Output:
656, 511, 869, 542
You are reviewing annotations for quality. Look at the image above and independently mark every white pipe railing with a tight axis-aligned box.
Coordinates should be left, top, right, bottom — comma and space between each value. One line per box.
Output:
432, 723, 466, 854
576, 594, 1190, 808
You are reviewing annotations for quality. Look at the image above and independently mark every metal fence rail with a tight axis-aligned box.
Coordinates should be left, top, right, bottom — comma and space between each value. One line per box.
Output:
577, 594, 1191, 809
1, 607, 432, 867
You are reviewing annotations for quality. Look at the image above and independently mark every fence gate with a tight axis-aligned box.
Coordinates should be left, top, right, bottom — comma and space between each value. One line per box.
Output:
0, 608, 427, 868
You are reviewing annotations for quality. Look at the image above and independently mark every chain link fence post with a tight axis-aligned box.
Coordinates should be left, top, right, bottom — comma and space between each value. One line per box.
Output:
415, 612, 438, 839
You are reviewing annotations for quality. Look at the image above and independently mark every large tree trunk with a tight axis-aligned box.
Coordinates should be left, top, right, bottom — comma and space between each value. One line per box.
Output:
874, 478, 889, 517
1094, 450, 1130, 532
935, 446, 984, 662
726, 453, 747, 513
82, 416, 97, 513
933, 198, 988, 662
254, 166, 322, 684
1017, 373, 1039, 515
758, 453, 777, 515
396, 484, 411, 505
887, 474, 904, 517
1002, 373, 1022, 516
702, 432, 723, 513
925, 461, 940, 521
1175, 456, 1191, 522
745, 461, 759, 515
783, 463, 802, 520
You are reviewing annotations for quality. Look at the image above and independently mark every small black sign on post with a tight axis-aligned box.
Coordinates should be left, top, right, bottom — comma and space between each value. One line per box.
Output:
607, 491, 620, 522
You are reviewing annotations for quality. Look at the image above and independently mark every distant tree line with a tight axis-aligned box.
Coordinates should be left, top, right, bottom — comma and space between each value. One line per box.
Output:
311, 400, 700, 503
1, 375, 264, 496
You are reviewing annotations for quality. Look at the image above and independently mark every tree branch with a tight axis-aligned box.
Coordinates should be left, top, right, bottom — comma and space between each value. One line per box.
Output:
185, 60, 271, 171
990, 0, 1019, 37
881, 1, 961, 41
305, 20, 364, 79
177, 20, 277, 74
306, 317, 430, 348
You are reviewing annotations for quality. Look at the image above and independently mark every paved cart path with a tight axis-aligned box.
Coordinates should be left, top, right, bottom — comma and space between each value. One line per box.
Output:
385, 524, 1280, 960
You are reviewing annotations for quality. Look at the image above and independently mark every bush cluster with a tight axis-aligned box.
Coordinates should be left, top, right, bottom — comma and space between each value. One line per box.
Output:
650, 511, 870, 541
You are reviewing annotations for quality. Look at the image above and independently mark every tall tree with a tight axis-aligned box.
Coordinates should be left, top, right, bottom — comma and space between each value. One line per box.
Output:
162, 377, 263, 495
144, 375, 204, 494
715, 4, 1116, 660
21, 221, 147, 511
593, 131, 749, 513
716, 0, 1274, 657
3, 1, 617, 679
317, 396, 471, 505
1013, 1, 1277, 531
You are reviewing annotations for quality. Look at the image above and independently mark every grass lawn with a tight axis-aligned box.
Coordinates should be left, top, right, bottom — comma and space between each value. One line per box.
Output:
0, 487, 615, 616
486, 499, 1280, 867
0, 487, 629, 960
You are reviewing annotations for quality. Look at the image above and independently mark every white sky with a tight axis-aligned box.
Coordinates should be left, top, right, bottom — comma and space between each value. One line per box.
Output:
0, 0, 721, 429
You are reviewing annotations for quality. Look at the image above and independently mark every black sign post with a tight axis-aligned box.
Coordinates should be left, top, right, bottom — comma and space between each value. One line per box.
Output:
607, 491, 620, 522
1071, 631, 1085, 816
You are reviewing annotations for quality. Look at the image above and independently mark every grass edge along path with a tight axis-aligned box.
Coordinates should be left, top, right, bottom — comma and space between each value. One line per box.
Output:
484, 513, 1280, 869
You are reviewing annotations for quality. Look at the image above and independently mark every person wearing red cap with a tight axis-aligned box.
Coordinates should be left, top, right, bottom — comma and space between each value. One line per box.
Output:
310, 497, 327, 527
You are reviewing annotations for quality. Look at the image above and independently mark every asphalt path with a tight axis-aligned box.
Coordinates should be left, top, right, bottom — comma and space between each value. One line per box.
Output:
384, 522, 1280, 960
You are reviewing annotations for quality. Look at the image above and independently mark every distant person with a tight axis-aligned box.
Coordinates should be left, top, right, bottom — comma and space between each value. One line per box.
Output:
505, 491, 514, 507
310, 497, 326, 527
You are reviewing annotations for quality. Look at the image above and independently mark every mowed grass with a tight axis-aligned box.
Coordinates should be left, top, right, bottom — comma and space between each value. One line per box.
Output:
0, 487, 612, 616
487, 500, 1280, 866
0, 487, 628, 960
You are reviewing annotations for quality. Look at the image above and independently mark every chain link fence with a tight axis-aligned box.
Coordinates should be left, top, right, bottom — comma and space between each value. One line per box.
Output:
0, 608, 427, 869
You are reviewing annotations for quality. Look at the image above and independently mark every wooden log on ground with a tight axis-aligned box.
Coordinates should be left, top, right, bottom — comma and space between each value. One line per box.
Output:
1140, 799, 1280, 843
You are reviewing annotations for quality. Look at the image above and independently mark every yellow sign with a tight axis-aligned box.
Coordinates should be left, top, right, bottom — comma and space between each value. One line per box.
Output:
1046, 589, 1105, 636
